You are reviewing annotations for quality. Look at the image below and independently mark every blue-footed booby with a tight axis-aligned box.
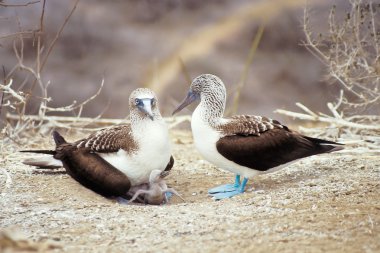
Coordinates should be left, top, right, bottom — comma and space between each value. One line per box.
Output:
173, 74, 343, 200
22, 88, 174, 198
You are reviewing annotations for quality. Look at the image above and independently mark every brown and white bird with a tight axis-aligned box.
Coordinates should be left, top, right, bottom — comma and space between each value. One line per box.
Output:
22, 88, 173, 197
173, 74, 343, 200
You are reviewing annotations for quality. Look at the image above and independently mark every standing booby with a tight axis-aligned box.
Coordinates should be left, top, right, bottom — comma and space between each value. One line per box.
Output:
173, 74, 343, 200
22, 88, 174, 197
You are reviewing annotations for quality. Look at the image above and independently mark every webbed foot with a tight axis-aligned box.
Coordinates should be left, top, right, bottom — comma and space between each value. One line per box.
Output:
208, 174, 241, 194
165, 191, 173, 199
211, 189, 244, 200
209, 177, 249, 200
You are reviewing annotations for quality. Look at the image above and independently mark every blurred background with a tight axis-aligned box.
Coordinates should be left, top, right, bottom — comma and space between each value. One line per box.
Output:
1, 0, 349, 124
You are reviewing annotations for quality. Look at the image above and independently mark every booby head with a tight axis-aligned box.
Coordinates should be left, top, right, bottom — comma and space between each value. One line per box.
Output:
172, 74, 226, 117
129, 88, 161, 121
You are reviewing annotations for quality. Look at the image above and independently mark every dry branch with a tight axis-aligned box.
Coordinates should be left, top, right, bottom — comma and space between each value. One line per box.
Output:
303, 0, 380, 113
0, 0, 85, 144
277, 1, 380, 152
40, 0, 79, 71
0, 1, 40, 7
0, 79, 25, 103
6, 114, 192, 130
275, 102, 380, 130
41, 79, 104, 113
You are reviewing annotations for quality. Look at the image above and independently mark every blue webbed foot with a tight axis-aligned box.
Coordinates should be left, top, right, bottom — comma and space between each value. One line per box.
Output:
209, 177, 249, 200
165, 191, 173, 199
208, 183, 238, 194
208, 174, 241, 194
211, 189, 244, 200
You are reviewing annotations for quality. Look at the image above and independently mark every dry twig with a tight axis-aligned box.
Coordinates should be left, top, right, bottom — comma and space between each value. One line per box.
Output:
277, 1, 380, 152
303, 1, 380, 113
5, 113, 192, 131
0, 1, 40, 7
0, 0, 87, 144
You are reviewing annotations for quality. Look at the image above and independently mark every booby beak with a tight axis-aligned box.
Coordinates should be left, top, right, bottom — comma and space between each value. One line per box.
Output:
137, 98, 154, 120
172, 91, 199, 115
160, 170, 170, 179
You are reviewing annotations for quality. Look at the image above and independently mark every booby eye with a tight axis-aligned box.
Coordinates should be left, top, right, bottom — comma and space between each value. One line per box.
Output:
134, 98, 140, 106
151, 99, 156, 107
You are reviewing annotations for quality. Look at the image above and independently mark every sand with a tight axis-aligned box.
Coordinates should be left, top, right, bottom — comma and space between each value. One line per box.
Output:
1, 130, 379, 253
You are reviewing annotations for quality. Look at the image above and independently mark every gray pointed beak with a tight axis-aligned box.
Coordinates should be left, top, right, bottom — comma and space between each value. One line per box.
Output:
137, 98, 154, 120
160, 170, 170, 179
172, 91, 199, 115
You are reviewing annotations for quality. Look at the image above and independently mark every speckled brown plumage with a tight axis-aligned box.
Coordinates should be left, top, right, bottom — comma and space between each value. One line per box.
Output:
75, 125, 138, 154
217, 115, 286, 136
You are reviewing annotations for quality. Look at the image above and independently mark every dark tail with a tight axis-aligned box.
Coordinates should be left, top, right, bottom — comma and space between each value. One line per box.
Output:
304, 136, 344, 153
52, 130, 66, 146
20, 131, 66, 155
20, 149, 60, 168
20, 150, 56, 155
20, 130, 68, 168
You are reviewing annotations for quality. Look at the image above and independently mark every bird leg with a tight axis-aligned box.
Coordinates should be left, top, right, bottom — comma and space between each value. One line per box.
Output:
128, 189, 152, 203
211, 177, 249, 200
158, 180, 175, 200
164, 188, 185, 202
208, 174, 241, 194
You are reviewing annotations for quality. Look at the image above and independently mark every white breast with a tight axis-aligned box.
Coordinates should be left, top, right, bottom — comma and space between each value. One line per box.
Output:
100, 120, 171, 186
191, 106, 262, 178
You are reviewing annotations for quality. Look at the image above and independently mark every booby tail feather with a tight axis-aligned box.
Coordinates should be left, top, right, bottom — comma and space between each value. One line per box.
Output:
22, 155, 63, 169
20, 130, 66, 169
302, 136, 344, 153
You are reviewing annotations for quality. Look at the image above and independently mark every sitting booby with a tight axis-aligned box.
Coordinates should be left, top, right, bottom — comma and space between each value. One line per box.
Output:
128, 170, 184, 205
22, 88, 174, 197
173, 74, 343, 200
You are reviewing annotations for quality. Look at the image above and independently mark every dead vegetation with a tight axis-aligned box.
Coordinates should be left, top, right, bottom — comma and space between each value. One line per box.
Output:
0, 0, 195, 149
0, 0, 99, 146
276, 0, 380, 153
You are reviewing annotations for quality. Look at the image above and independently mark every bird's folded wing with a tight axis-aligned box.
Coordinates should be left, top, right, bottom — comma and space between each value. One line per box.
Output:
217, 128, 318, 170
75, 124, 138, 153
215, 115, 318, 170
217, 115, 287, 137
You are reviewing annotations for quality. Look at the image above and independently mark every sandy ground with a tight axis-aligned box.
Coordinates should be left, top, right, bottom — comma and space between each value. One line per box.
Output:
1, 130, 379, 253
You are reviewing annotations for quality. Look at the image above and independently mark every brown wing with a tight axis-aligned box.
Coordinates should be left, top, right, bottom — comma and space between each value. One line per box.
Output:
55, 144, 131, 197
218, 115, 286, 136
75, 125, 138, 153
216, 128, 342, 171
